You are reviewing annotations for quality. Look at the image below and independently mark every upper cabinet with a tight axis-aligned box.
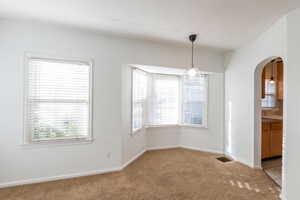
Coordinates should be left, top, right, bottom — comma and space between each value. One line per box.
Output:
261, 59, 284, 102
276, 61, 284, 100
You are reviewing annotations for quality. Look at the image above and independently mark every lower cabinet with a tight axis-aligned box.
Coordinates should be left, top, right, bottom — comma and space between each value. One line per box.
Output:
261, 121, 282, 159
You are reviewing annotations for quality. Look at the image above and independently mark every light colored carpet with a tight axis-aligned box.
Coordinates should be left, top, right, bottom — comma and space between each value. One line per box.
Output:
0, 148, 280, 200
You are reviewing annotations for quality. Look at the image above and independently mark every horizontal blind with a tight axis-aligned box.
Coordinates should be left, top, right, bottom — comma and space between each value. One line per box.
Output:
182, 75, 207, 125
148, 74, 179, 125
132, 69, 147, 131
26, 58, 91, 141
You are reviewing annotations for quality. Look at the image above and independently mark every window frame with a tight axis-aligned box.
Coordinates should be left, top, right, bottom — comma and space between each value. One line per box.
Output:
131, 68, 148, 134
130, 66, 209, 132
180, 75, 208, 128
23, 53, 94, 144
147, 73, 180, 126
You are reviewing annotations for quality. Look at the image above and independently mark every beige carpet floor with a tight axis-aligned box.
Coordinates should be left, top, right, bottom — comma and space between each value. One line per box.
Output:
0, 148, 280, 200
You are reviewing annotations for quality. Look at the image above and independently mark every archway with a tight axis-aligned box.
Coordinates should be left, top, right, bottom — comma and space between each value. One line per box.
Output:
254, 56, 285, 187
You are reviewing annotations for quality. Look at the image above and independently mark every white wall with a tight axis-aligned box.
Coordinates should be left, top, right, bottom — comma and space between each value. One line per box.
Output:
146, 126, 180, 149
284, 8, 300, 200
224, 8, 300, 199
121, 65, 148, 164
0, 19, 224, 186
224, 17, 287, 167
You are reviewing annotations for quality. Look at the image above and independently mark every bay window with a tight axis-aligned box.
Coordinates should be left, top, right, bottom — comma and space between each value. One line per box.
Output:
132, 69, 147, 132
131, 67, 208, 133
148, 75, 179, 125
182, 75, 208, 127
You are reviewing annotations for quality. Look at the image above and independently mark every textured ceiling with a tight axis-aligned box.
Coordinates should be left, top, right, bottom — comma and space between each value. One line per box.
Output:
0, 0, 299, 50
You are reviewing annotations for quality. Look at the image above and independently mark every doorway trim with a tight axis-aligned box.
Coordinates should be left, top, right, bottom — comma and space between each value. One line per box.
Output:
253, 56, 283, 168
254, 56, 286, 196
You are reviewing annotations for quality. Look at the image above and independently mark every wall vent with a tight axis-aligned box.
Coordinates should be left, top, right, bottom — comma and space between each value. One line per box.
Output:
216, 157, 232, 163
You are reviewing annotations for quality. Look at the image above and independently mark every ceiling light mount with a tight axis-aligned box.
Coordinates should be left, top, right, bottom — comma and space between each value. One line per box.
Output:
189, 34, 197, 43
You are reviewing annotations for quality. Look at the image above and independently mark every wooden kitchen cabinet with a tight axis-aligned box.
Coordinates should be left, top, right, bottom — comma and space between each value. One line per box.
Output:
270, 121, 283, 157
261, 121, 283, 159
270, 130, 283, 157
261, 122, 270, 159
276, 61, 284, 100
261, 60, 283, 100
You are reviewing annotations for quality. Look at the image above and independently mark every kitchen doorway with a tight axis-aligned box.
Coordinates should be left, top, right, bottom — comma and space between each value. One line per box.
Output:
255, 57, 284, 187
261, 58, 283, 187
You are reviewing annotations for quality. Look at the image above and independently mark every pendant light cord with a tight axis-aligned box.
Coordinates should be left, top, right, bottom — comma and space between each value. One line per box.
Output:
188, 34, 197, 71
192, 41, 194, 69
271, 60, 274, 80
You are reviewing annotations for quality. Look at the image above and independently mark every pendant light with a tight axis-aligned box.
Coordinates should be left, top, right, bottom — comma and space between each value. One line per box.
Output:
187, 34, 199, 77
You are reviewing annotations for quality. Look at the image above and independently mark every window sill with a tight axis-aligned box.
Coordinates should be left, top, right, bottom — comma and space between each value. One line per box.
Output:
131, 127, 145, 135
144, 124, 208, 129
179, 124, 208, 128
20, 138, 94, 149
145, 124, 179, 128
131, 124, 208, 135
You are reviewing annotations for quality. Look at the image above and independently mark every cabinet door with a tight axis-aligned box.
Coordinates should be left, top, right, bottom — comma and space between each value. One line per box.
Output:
277, 61, 284, 100
261, 122, 270, 159
270, 130, 283, 157
270, 121, 283, 157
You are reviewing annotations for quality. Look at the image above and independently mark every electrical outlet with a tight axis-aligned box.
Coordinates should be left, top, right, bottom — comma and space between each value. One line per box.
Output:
106, 152, 111, 159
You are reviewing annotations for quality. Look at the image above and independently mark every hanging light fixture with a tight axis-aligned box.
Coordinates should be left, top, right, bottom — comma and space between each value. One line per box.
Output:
187, 34, 199, 77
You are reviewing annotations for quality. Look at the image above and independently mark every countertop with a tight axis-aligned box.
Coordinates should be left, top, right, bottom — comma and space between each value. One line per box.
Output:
262, 114, 283, 122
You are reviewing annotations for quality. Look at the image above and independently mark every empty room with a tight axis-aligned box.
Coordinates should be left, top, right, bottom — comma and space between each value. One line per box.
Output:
1, 1, 300, 200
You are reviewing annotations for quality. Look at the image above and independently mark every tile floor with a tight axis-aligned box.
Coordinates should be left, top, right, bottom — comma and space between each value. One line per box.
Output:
262, 158, 282, 187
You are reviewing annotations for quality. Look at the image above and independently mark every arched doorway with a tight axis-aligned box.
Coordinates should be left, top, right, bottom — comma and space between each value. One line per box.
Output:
254, 57, 284, 187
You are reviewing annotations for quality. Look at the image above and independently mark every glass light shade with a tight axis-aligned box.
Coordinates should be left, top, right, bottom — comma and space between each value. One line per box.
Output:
187, 68, 198, 77
269, 79, 275, 84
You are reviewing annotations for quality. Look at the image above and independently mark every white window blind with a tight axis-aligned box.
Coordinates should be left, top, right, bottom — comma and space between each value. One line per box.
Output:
182, 75, 208, 126
148, 74, 179, 125
132, 69, 147, 132
25, 57, 92, 142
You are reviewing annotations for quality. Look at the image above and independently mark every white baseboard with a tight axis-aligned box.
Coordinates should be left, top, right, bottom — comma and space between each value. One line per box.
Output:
280, 193, 286, 200
224, 153, 255, 168
180, 145, 223, 155
0, 149, 147, 189
0, 167, 121, 189
121, 149, 146, 169
147, 145, 180, 151
148, 145, 224, 155
0, 146, 253, 189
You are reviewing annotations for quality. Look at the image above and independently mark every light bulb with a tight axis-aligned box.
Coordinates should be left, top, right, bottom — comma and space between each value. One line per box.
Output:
269, 77, 275, 84
188, 68, 197, 77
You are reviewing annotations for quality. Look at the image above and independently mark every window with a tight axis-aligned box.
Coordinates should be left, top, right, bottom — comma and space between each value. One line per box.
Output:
24, 56, 92, 143
131, 66, 209, 130
261, 80, 276, 108
132, 69, 147, 132
182, 75, 208, 127
148, 74, 179, 125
